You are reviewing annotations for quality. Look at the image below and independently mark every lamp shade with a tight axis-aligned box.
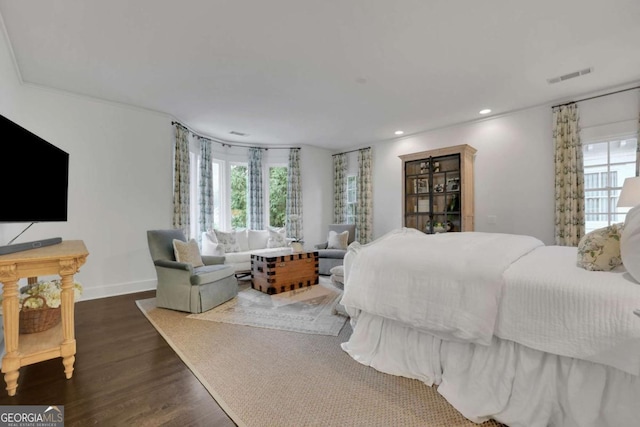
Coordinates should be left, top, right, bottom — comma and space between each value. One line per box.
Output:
617, 177, 640, 208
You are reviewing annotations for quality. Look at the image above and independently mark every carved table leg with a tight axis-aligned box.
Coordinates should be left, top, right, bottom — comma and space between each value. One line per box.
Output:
1, 274, 20, 396
59, 272, 76, 379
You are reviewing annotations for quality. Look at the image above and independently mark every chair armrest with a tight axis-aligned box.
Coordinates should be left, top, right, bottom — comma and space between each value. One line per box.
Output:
154, 259, 193, 272
315, 242, 328, 250
202, 255, 225, 265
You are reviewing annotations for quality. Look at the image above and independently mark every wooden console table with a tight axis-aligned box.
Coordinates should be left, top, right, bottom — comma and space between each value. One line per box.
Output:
0, 240, 88, 396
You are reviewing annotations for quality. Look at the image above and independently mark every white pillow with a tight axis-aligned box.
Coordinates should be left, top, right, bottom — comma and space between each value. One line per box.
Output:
248, 229, 270, 250
621, 205, 640, 283
266, 227, 287, 248
235, 228, 249, 251
327, 230, 349, 250
213, 229, 241, 253
172, 239, 204, 267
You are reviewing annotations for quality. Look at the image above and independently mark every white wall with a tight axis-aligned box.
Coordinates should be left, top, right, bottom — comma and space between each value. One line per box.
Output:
0, 26, 334, 299
370, 88, 639, 245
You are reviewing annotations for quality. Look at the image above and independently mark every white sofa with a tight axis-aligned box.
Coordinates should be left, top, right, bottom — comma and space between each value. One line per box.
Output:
201, 228, 291, 273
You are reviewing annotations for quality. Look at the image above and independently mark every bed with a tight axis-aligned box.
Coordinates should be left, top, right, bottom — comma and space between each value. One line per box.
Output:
340, 227, 640, 427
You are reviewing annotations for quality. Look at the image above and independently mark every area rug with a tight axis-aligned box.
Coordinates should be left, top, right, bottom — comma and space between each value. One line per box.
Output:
185, 279, 347, 336
136, 297, 503, 427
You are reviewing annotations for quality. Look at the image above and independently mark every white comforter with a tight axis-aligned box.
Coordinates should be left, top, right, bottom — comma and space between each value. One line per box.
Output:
342, 228, 544, 346
497, 245, 640, 375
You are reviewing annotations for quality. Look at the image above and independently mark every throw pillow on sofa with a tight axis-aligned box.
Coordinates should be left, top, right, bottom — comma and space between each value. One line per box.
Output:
267, 227, 287, 248
327, 230, 349, 250
172, 239, 204, 267
213, 229, 241, 253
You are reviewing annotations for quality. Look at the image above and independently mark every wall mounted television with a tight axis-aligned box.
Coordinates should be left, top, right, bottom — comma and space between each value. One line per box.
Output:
0, 114, 69, 223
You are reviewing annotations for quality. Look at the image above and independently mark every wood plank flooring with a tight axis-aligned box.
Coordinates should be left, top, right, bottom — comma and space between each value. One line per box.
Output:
0, 291, 236, 427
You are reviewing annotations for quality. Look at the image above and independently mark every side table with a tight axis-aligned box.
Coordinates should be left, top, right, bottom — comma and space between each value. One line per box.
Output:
0, 240, 88, 396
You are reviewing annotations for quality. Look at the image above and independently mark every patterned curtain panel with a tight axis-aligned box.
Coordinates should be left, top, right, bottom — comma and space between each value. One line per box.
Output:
356, 148, 373, 243
198, 137, 213, 244
333, 153, 347, 223
286, 148, 303, 240
553, 103, 585, 246
248, 147, 264, 230
172, 124, 191, 238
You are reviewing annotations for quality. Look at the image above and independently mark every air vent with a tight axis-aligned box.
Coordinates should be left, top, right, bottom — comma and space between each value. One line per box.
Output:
547, 67, 593, 84
229, 131, 248, 136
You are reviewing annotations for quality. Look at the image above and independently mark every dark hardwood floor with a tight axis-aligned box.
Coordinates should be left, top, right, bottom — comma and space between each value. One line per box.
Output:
0, 291, 236, 427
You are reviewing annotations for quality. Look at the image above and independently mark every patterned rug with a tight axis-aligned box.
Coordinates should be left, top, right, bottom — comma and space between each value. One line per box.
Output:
185, 278, 347, 336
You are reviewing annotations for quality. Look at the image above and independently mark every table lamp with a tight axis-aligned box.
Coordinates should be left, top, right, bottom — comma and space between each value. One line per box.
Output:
617, 177, 640, 209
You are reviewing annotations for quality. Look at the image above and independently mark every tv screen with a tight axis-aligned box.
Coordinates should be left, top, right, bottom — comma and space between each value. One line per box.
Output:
0, 114, 69, 223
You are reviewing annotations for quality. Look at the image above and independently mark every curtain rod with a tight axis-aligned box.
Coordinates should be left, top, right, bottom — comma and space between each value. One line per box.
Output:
171, 121, 300, 151
552, 85, 640, 109
332, 146, 372, 156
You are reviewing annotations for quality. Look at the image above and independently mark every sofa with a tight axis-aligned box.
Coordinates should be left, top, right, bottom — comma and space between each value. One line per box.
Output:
201, 228, 291, 274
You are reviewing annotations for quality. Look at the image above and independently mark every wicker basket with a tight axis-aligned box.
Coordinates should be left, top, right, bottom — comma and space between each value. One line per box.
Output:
19, 295, 61, 334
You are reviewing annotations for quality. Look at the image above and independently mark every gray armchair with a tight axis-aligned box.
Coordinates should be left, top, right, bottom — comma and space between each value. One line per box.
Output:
314, 224, 356, 275
147, 229, 238, 314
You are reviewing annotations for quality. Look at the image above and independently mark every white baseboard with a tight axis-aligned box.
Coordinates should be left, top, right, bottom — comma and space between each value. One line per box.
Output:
80, 279, 157, 301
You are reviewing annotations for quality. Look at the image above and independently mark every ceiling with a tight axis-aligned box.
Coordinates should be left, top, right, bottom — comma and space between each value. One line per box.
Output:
1, 0, 639, 150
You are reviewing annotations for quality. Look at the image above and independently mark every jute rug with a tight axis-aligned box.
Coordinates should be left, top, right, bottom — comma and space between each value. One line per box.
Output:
136, 295, 503, 427
185, 280, 347, 336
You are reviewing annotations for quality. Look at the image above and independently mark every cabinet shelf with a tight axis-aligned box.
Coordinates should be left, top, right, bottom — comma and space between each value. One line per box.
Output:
400, 145, 476, 233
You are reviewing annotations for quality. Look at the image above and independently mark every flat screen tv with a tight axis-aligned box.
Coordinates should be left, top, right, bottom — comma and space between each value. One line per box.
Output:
0, 114, 69, 223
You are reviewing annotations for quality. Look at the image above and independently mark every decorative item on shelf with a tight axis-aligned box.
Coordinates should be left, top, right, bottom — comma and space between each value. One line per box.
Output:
417, 179, 428, 193
445, 220, 454, 232
12, 279, 84, 334
446, 177, 460, 191
433, 162, 440, 173
447, 194, 460, 212
434, 183, 444, 193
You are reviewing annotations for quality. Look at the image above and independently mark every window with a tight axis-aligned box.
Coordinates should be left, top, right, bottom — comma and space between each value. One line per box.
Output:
346, 175, 357, 224
230, 163, 247, 228
583, 137, 637, 233
268, 165, 288, 228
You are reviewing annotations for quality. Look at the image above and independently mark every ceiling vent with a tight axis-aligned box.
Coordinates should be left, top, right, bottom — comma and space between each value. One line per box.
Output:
547, 67, 593, 84
229, 131, 248, 136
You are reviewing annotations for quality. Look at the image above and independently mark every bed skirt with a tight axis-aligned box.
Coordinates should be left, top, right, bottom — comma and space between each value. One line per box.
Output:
341, 312, 640, 427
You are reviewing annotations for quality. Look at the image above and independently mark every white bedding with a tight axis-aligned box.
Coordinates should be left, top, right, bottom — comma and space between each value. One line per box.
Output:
341, 228, 544, 346
496, 245, 640, 375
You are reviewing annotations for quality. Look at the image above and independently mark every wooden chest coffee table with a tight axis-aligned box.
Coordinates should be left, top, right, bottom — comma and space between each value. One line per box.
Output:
250, 250, 319, 295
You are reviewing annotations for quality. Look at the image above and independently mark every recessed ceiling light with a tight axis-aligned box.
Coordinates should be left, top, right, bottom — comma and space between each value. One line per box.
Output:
394, 130, 404, 135
479, 109, 491, 115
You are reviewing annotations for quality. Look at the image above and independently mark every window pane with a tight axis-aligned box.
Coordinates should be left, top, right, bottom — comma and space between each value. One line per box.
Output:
269, 166, 288, 228
583, 142, 608, 167
230, 164, 247, 228
212, 161, 221, 229
610, 138, 637, 164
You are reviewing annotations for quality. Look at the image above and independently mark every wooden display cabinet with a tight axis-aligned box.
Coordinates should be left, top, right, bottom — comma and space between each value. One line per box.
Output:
399, 144, 476, 233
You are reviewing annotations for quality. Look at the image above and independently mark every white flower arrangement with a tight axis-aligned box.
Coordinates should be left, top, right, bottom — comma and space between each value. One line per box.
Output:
19, 279, 83, 310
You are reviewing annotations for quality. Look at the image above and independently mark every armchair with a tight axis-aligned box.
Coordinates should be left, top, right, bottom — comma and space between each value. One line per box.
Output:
147, 229, 238, 314
314, 224, 356, 275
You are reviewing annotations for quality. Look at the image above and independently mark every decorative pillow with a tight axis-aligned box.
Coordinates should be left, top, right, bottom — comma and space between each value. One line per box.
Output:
621, 205, 640, 283
248, 229, 270, 250
234, 228, 249, 251
172, 239, 204, 267
266, 227, 287, 248
576, 223, 624, 271
213, 229, 241, 253
327, 230, 349, 250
